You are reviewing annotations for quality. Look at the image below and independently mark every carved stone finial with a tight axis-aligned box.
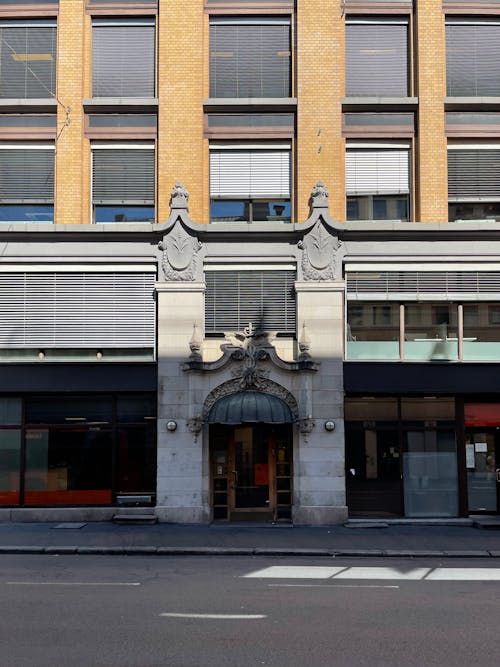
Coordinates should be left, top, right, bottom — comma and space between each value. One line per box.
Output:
298, 322, 311, 361
310, 180, 329, 209
170, 182, 189, 210
189, 322, 202, 361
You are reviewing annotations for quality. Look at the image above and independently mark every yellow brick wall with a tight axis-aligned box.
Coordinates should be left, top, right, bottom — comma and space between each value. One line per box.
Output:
157, 0, 205, 224
415, 0, 448, 222
54, 0, 89, 225
296, 1, 345, 223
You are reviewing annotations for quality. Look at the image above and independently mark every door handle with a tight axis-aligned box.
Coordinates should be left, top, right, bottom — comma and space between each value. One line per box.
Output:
232, 470, 238, 485
496, 468, 500, 483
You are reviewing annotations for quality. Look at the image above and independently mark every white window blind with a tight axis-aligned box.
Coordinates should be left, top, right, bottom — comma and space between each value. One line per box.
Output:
210, 146, 290, 198
346, 149, 410, 195
0, 272, 155, 348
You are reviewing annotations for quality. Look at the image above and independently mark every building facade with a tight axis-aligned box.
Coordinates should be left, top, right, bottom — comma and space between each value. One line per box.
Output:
1, 0, 500, 523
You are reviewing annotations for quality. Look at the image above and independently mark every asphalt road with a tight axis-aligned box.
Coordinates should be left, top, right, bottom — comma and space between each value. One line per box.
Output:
1, 555, 499, 667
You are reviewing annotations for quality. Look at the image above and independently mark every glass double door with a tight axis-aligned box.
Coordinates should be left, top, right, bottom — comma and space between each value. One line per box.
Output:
210, 424, 292, 522
465, 431, 500, 513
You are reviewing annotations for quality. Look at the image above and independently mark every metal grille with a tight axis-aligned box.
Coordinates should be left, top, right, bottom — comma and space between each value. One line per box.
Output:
347, 271, 500, 299
205, 270, 296, 334
0, 272, 155, 348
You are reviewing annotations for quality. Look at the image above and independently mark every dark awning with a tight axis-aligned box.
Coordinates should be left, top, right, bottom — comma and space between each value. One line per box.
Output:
207, 391, 293, 425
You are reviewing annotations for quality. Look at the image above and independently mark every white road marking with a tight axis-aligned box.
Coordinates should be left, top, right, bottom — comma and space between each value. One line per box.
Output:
243, 566, 346, 579
426, 568, 500, 581
6, 581, 141, 586
160, 613, 266, 620
243, 565, 500, 582
268, 584, 400, 589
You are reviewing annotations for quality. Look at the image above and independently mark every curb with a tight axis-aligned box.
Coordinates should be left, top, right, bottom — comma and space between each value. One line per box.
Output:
0, 546, 499, 558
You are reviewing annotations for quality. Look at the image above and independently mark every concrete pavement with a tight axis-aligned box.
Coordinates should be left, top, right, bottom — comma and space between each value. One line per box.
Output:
2, 520, 500, 557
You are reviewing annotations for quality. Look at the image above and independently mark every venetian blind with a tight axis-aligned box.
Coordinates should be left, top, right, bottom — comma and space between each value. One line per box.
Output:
446, 22, 500, 97
0, 146, 54, 202
448, 148, 500, 201
92, 147, 155, 204
346, 149, 410, 195
210, 147, 290, 198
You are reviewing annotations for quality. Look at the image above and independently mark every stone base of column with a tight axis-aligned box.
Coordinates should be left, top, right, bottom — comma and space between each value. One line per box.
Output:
292, 505, 348, 526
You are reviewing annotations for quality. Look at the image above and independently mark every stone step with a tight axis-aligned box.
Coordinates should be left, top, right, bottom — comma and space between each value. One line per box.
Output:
473, 519, 500, 530
112, 513, 158, 525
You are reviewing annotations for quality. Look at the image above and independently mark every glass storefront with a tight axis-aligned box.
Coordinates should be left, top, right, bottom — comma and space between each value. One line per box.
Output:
0, 395, 156, 506
345, 397, 459, 517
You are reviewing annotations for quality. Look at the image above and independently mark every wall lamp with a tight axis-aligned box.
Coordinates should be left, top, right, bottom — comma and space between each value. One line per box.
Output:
324, 420, 335, 432
166, 420, 177, 432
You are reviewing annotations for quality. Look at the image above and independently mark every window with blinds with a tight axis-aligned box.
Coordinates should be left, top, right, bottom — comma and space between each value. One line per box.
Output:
446, 21, 500, 97
346, 144, 410, 221
210, 17, 291, 98
0, 20, 56, 99
92, 19, 155, 98
209, 143, 291, 222
91, 144, 155, 223
0, 144, 54, 223
0, 272, 155, 349
346, 20, 409, 97
448, 144, 500, 221
205, 270, 296, 335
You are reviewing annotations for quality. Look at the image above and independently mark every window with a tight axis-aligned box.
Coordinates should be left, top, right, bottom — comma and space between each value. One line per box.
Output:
210, 143, 291, 223
92, 19, 155, 97
0, 144, 54, 223
446, 20, 500, 97
91, 144, 155, 222
345, 19, 409, 97
209, 17, 291, 98
448, 145, 500, 221
346, 143, 410, 221
205, 269, 296, 335
0, 20, 56, 99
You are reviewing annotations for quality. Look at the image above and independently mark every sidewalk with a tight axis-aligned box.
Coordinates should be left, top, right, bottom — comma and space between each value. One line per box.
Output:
1, 521, 500, 557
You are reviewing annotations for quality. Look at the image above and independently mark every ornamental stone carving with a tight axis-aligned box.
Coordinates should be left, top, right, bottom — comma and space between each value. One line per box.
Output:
310, 180, 329, 209
224, 323, 274, 391
299, 220, 342, 281
159, 220, 202, 281
170, 182, 189, 210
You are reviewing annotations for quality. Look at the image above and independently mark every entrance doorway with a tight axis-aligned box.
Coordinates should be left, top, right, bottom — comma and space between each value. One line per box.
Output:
465, 404, 500, 514
210, 424, 292, 522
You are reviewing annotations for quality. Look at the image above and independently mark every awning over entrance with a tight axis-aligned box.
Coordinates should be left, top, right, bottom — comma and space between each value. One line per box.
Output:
207, 391, 293, 425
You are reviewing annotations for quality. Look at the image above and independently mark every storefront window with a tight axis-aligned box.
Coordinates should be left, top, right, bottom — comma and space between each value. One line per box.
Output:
404, 303, 458, 360
346, 303, 400, 359
463, 303, 500, 360
0, 431, 21, 505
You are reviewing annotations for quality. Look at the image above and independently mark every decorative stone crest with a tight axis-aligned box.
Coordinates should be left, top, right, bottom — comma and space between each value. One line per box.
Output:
159, 220, 202, 281
170, 182, 189, 210
225, 323, 273, 391
299, 220, 342, 281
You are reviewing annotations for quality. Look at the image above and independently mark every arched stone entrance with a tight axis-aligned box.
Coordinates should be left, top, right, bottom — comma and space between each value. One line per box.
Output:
205, 387, 296, 522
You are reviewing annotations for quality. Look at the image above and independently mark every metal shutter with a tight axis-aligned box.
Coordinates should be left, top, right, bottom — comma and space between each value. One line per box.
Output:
92, 21, 155, 97
210, 148, 290, 198
448, 148, 500, 201
0, 272, 155, 348
346, 271, 500, 300
0, 22, 56, 99
346, 22, 408, 97
205, 270, 296, 334
0, 147, 54, 202
446, 22, 500, 97
92, 148, 154, 204
346, 149, 410, 195
210, 19, 290, 98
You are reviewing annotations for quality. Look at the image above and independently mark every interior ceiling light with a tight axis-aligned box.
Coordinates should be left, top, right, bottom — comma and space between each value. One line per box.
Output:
64, 417, 86, 421
12, 53, 53, 62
